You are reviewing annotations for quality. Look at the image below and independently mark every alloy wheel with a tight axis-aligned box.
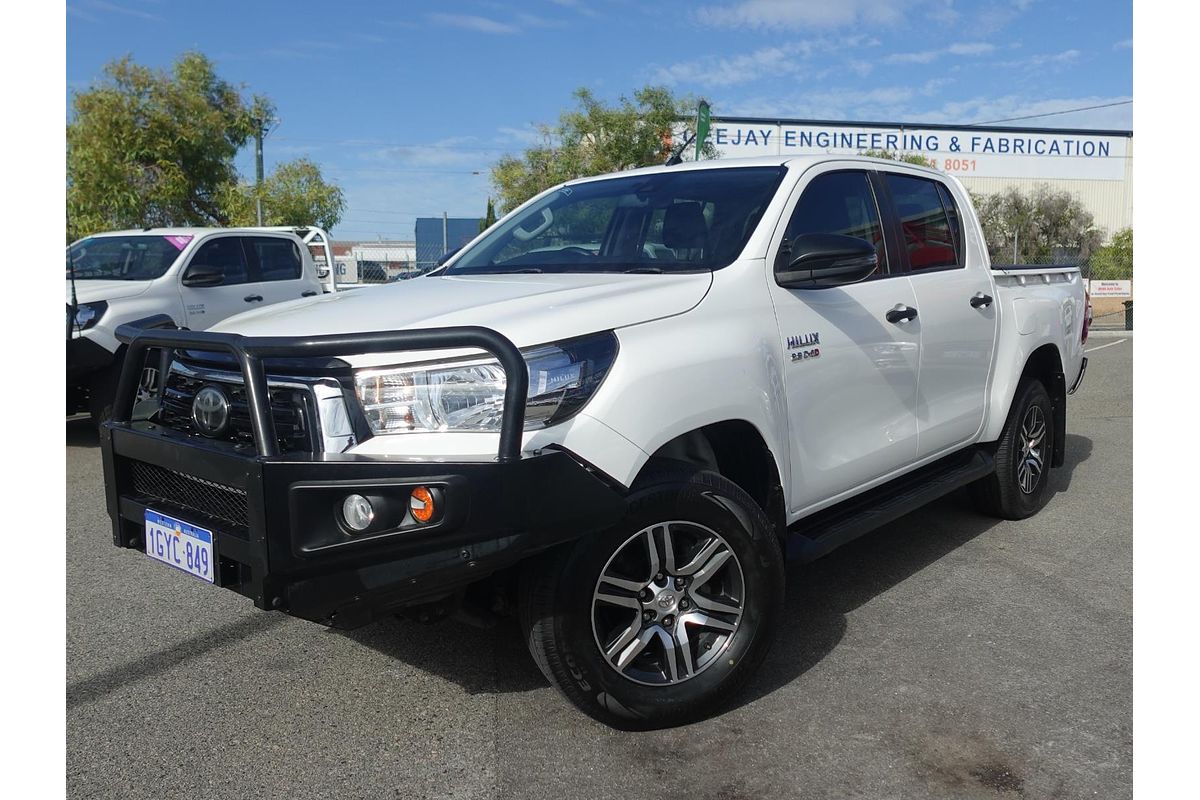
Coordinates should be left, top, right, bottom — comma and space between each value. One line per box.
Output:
591, 521, 745, 686
1016, 404, 1047, 494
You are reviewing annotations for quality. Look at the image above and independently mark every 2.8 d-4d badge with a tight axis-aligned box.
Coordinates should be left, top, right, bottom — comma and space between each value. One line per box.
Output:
192, 385, 230, 437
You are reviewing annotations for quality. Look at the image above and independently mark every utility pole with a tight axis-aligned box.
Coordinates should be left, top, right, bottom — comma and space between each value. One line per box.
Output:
255, 117, 265, 226
442, 212, 448, 258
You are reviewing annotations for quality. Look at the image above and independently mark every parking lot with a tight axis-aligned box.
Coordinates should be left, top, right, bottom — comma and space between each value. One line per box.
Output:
66, 338, 1131, 800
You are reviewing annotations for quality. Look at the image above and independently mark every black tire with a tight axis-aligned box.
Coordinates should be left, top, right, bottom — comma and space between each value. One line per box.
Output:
519, 463, 785, 729
970, 379, 1054, 520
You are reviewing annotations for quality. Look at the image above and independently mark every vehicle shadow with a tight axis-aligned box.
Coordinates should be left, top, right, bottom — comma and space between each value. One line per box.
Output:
332, 436, 1096, 710
66, 417, 99, 448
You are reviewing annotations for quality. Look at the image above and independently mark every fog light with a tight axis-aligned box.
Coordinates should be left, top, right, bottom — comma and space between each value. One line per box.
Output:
410, 486, 436, 524
341, 494, 375, 532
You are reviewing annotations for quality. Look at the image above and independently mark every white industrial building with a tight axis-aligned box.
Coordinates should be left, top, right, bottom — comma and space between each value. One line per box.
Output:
707, 116, 1132, 239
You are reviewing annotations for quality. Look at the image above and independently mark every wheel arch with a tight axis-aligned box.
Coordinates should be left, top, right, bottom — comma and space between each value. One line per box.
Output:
990, 342, 1067, 468
637, 419, 787, 547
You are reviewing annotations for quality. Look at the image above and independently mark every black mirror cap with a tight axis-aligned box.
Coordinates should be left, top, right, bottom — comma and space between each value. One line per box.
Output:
181, 263, 224, 287
775, 233, 878, 290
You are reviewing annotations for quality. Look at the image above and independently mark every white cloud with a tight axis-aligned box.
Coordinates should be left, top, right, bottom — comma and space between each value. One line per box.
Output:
948, 42, 995, 56
1114, 38, 1132, 49
976, 0, 1037, 35
695, 0, 916, 29
995, 48, 1081, 69
719, 89, 1131, 132
653, 44, 810, 88
653, 37, 878, 88
427, 13, 519, 35
360, 136, 492, 168
496, 125, 549, 147
886, 41, 995, 64
68, 0, 162, 22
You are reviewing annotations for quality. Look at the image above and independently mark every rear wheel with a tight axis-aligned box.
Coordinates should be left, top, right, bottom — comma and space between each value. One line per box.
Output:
971, 379, 1054, 520
519, 464, 784, 729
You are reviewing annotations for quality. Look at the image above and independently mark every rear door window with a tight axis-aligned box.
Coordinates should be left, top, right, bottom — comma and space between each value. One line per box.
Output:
246, 237, 304, 282
884, 174, 961, 271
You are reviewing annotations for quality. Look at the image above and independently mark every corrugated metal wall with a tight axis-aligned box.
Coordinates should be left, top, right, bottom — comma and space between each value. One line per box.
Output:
960, 138, 1132, 239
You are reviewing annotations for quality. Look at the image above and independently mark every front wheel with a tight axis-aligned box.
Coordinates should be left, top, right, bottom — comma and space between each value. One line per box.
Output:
519, 465, 784, 729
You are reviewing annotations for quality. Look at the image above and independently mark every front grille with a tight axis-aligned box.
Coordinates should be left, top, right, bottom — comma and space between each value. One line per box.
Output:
129, 460, 249, 530
157, 368, 317, 453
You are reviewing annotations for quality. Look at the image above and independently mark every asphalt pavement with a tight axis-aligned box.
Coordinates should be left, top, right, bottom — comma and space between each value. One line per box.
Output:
66, 339, 1132, 799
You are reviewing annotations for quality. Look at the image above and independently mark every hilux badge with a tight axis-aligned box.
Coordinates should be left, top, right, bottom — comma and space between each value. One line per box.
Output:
787, 332, 821, 362
192, 385, 230, 436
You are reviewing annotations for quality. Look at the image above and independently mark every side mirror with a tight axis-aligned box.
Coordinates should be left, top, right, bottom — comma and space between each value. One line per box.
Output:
182, 263, 224, 287
775, 234, 878, 289
435, 247, 461, 267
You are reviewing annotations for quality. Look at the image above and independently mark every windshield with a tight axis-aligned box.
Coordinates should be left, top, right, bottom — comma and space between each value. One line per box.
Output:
446, 167, 786, 275
66, 235, 190, 281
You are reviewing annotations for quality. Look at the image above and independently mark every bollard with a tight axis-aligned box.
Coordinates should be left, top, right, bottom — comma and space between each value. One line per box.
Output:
1123, 300, 1133, 331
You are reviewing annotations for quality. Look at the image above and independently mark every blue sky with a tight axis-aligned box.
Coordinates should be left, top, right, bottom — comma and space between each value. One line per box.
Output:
66, 0, 1132, 241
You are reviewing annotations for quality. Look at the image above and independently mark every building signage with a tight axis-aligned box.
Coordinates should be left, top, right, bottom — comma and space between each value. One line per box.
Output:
1089, 279, 1132, 298
704, 120, 1129, 181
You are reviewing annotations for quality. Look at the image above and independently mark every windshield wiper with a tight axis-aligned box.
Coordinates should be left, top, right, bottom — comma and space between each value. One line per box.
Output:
622, 267, 664, 274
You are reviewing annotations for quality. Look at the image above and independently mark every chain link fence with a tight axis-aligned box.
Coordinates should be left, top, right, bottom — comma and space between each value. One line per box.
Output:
988, 243, 1133, 330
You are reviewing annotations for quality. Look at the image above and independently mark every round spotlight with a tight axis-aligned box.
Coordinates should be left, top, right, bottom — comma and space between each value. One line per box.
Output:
410, 486, 436, 524
341, 494, 375, 532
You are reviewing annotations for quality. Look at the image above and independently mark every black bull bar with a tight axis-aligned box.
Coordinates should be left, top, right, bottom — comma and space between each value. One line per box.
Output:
101, 318, 627, 627
111, 316, 530, 461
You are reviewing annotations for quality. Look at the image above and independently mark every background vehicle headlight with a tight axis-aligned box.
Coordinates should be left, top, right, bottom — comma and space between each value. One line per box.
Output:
353, 331, 618, 434
68, 301, 107, 331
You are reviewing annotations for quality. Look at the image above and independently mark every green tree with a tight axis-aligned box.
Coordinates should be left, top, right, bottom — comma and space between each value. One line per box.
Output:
860, 149, 936, 167
479, 197, 498, 233
1089, 227, 1132, 279
67, 52, 265, 239
491, 86, 718, 212
969, 184, 1103, 265
223, 158, 346, 230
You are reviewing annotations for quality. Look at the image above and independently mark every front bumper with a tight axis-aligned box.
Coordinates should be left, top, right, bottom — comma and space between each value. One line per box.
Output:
100, 321, 627, 628
101, 423, 625, 627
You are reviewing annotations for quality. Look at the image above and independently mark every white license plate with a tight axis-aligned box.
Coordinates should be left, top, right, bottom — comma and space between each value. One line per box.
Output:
144, 509, 215, 584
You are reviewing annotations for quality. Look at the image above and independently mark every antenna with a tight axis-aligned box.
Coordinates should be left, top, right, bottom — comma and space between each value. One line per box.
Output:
67, 216, 80, 338
664, 131, 696, 166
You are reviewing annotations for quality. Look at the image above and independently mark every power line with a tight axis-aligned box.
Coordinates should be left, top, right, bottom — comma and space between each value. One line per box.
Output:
967, 100, 1132, 127
272, 135, 514, 152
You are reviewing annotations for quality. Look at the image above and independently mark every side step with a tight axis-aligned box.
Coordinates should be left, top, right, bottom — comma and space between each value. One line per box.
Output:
786, 448, 995, 563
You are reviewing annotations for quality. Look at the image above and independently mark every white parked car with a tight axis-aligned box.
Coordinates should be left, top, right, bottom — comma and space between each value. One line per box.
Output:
99, 156, 1088, 728
67, 227, 331, 422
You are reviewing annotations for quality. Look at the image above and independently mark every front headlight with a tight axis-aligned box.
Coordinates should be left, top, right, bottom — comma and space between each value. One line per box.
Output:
353, 331, 618, 434
68, 301, 107, 331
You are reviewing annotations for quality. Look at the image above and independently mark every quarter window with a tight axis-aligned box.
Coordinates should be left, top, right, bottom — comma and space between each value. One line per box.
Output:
784, 171, 887, 276
884, 174, 960, 270
187, 237, 249, 285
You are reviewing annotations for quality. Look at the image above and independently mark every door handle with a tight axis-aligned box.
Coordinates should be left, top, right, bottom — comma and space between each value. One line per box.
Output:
970, 292, 994, 308
301, 290, 318, 297
244, 294, 264, 303
886, 304, 918, 324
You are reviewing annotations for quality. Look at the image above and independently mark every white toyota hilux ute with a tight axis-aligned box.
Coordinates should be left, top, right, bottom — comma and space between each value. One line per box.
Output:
67, 226, 333, 423
99, 156, 1088, 729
